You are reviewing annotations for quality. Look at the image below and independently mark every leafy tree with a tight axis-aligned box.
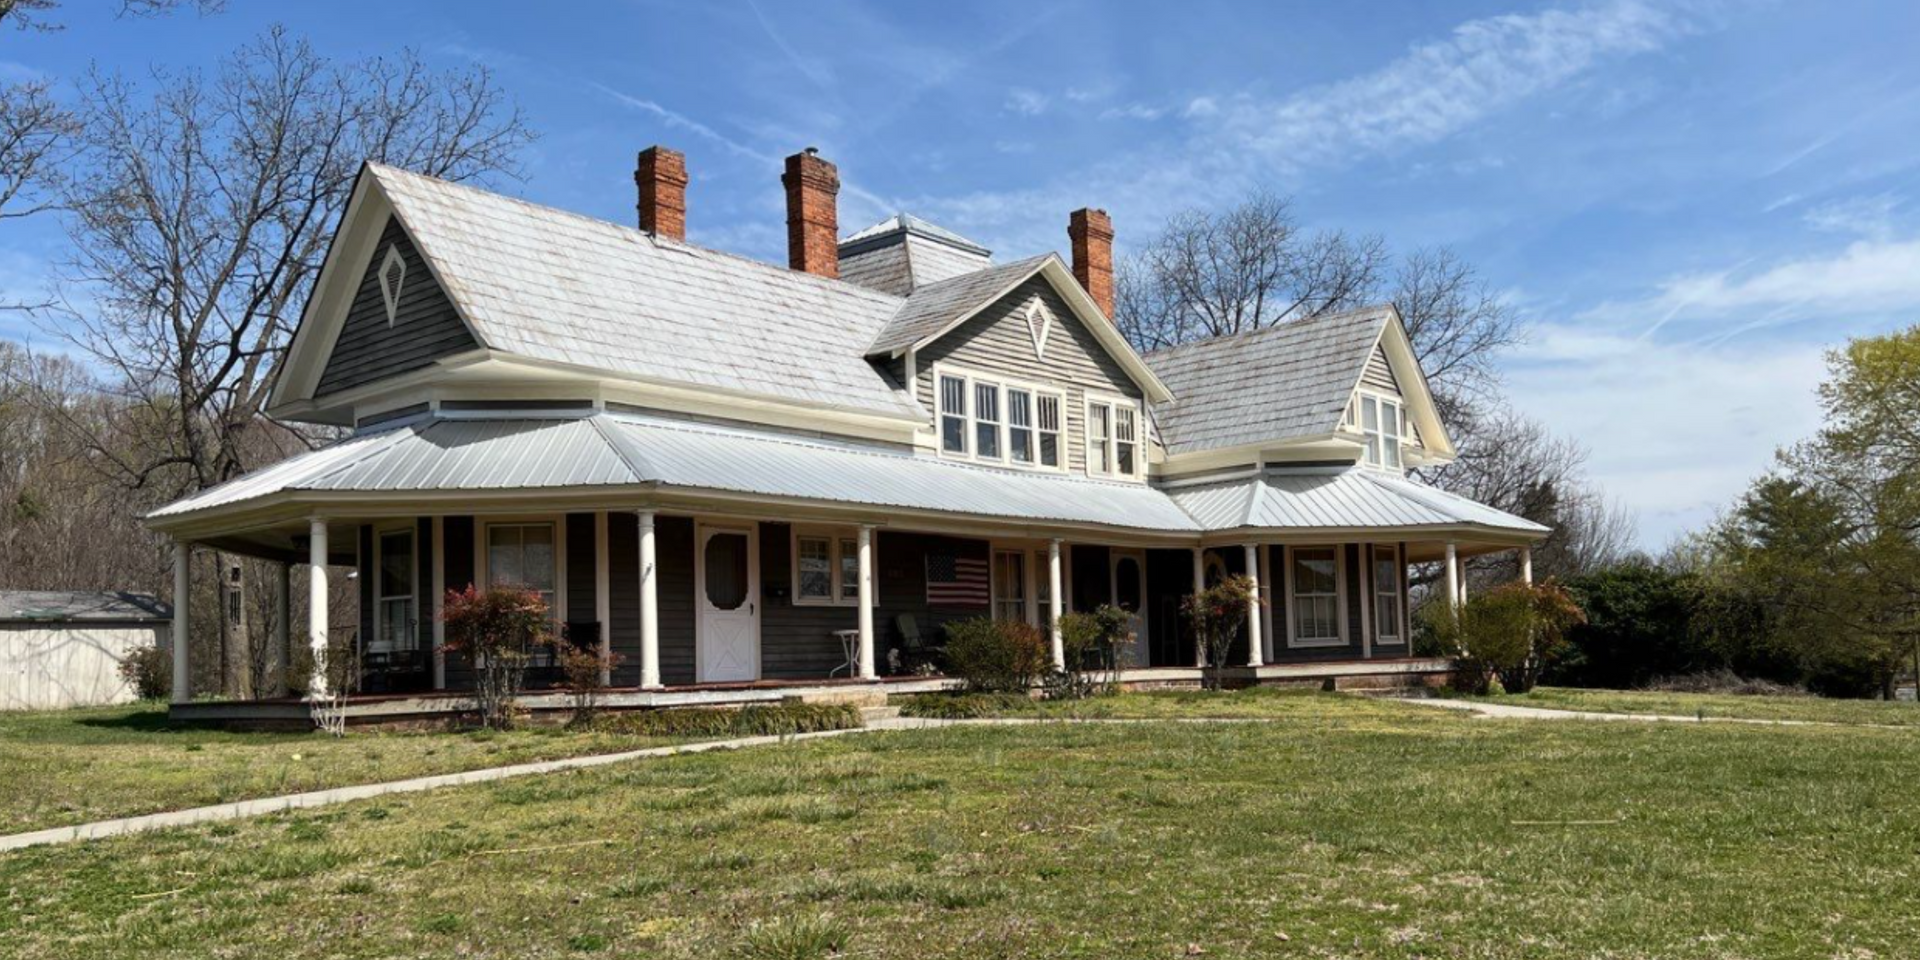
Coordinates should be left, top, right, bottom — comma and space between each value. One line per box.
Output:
441, 584, 552, 729
1422, 581, 1584, 694
1184, 574, 1256, 691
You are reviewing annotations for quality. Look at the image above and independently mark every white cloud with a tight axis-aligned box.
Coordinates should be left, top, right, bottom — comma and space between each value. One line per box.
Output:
1099, 103, 1167, 122
1607, 235, 1920, 341
1182, 96, 1219, 118
1506, 325, 1829, 548
1004, 88, 1049, 116
1802, 192, 1902, 239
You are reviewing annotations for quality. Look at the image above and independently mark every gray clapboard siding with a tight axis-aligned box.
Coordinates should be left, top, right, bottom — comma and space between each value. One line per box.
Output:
442, 516, 475, 687
914, 276, 1143, 474
316, 216, 479, 397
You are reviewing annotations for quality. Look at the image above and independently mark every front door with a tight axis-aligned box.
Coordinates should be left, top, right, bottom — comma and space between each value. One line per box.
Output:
1110, 549, 1150, 667
696, 523, 759, 683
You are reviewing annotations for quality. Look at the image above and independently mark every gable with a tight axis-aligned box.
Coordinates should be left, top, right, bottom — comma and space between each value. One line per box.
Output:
1360, 342, 1399, 395
315, 216, 478, 398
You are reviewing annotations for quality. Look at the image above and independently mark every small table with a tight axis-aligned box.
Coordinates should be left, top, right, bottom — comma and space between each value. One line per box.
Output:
829, 629, 861, 678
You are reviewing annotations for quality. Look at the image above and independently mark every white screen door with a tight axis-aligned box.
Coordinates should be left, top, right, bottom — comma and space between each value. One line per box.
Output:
1110, 550, 1149, 667
696, 524, 759, 682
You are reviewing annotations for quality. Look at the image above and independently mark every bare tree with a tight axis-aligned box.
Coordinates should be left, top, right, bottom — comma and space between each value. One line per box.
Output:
1116, 191, 1387, 351
0, 80, 75, 222
1391, 247, 1519, 421
2, 0, 221, 31
38, 26, 532, 500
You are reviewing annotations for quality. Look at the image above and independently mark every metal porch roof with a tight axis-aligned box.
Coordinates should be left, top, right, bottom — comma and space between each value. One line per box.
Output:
1165, 468, 1549, 535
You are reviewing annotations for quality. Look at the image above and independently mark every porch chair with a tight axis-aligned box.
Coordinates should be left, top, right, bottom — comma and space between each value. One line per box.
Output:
895, 613, 945, 674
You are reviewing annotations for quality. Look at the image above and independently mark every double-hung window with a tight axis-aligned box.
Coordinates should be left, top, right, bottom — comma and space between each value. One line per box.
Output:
485, 522, 558, 664
793, 529, 864, 607
992, 549, 1027, 623
1373, 545, 1402, 645
1085, 396, 1144, 479
1360, 394, 1403, 470
1289, 546, 1343, 647
934, 366, 1065, 472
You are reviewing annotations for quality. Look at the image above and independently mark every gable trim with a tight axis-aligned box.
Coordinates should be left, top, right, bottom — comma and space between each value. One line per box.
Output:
1342, 309, 1453, 460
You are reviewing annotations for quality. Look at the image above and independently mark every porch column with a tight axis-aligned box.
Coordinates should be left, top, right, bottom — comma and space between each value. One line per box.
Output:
1444, 541, 1460, 613
171, 540, 191, 704
1047, 539, 1065, 670
274, 561, 292, 697
638, 509, 662, 689
307, 518, 330, 699
1191, 547, 1206, 667
1519, 546, 1533, 586
857, 525, 878, 680
1243, 543, 1263, 668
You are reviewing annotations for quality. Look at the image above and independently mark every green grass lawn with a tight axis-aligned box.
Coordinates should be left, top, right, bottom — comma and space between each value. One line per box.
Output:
0, 703, 710, 834
902, 686, 1428, 721
3, 696, 1916, 959
1470, 685, 1920, 726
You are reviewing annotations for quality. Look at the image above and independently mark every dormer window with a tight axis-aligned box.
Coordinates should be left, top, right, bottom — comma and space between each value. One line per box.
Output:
1360, 394, 1403, 470
1085, 393, 1144, 480
378, 245, 407, 326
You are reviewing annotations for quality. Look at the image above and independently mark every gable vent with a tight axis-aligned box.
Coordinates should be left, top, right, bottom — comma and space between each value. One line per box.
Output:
1025, 298, 1052, 360
378, 245, 407, 326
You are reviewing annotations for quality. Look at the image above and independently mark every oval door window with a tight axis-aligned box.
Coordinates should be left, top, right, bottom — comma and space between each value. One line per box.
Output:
1115, 556, 1142, 611
704, 532, 750, 610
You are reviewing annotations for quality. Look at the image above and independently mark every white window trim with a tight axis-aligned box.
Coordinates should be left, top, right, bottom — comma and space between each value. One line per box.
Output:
1083, 390, 1146, 482
372, 522, 418, 654
1355, 390, 1405, 472
931, 362, 1069, 474
791, 525, 863, 608
379, 245, 407, 327
1373, 543, 1407, 646
1283, 544, 1349, 649
475, 517, 567, 661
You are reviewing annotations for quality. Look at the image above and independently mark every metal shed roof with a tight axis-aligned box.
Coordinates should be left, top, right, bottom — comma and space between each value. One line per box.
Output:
0, 591, 171, 623
1165, 468, 1549, 534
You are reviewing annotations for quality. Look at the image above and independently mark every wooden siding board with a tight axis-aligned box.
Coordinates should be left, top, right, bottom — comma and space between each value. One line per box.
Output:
758, 523, 856, 679
356, 525, 374, 674
1361, 344, 1400, 394
915, 276, 1141, 474
565, 513, 597, 643
442, 516, 475, 686
316, 216, 478, 397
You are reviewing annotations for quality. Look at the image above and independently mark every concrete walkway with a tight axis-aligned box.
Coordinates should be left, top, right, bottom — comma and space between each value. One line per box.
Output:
1402, 697, 1825, 726
0, 717, 948, 854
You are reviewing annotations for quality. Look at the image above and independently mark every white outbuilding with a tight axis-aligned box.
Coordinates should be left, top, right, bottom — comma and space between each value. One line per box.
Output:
0, 591, 171, 710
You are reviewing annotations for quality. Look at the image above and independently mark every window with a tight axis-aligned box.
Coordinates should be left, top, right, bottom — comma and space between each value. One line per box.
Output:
940, 375, 967, 454
1361, 395, 1403, 470
1088, 403, 1111, 473
1289, 546, 1343, 647
933, 365, 1066, 472
1033, 548, 1054, 627
1086, 396, 1144, 479
974, 381, 1001, 459
1373, 546, 1402, 645
485, 522, 556, 663
1037, 394, 1061, 468
379, 245, 407, 326
375, 529, 417, 654
792, 529, 865, 607
992, 549, 1026, 623
225, 564, 243, 625
1007, 389, 1034, 464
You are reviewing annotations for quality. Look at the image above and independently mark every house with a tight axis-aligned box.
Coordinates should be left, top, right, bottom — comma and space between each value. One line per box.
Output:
0, 591, 170, 710
146, 145, 1545, 721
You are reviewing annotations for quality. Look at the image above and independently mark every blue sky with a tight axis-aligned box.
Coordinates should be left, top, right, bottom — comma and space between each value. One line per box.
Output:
5, 0, 1919, 548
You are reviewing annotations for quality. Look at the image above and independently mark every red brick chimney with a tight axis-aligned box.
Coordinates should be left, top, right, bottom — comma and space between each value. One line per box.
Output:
635, 145, 688, 241
782, 147, 840, 278
1069, 208, 1114, 317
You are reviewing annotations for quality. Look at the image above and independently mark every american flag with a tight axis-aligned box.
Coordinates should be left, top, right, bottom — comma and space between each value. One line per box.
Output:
926, 549, 990, 608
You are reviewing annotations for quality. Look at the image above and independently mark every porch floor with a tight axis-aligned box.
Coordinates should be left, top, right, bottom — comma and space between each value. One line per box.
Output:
167, 658, 1455, 726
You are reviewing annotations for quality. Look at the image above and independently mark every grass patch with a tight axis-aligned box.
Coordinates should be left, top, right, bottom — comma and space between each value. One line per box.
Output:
593, 702, 861, 738
1472, 685, 1920, 726
894, 691, 1037, 719
5, 701, 1916, 958
898, 685, 1419, 721
0, 702, 722, 833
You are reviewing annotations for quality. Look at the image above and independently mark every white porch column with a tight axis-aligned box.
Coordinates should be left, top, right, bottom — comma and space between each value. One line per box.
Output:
1519, 546, 1533, 586
1191, 547, 1206, 667
1047, 539, 1065, 670
1444, 541, 1460, 613
637, 509, 661, 689
171, 541, 191, 704
274, 561, 292, 697
594, 510, 612, 686
857, 525, 878, 680
307, 518, 330, 699
1243, 543, 1263, 668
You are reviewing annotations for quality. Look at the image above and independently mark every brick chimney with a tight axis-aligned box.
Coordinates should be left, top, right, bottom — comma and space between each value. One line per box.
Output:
635, 145, 688, 241
782, 147, 840, 278
1068, 208, 1114, 317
